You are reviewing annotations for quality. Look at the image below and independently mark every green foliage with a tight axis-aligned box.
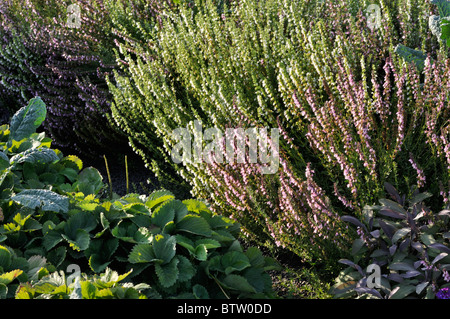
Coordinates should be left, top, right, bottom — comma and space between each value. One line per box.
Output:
15, 268, 151, 299
0, 97, 277, 299
331, 183, 450, 299
107, 0, 449, 275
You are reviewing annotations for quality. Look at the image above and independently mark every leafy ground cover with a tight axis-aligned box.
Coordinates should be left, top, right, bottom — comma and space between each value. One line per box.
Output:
0, 0, 450, 300
0, 98, 279, 299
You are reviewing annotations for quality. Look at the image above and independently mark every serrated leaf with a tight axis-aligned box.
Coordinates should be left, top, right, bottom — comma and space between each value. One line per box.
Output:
194, 244, 208, 261
10, 148, 59, 165
0, 245, 12, 269
62, 229, 90, 251
177, 214, 212, 236
394, 44, 427, 71
177, 255, 195, 282
145, 190, 175, 209
8, 97, 46, 146
76, 167, 103, 196
0, 269, 23, 285
128, 244, 162, 264
155, 257, 179, 288
245, 247, 265, 268
222, 274, 256, 293
12, 189, 69, 213
222, 251, 251, 275
193, 284, 209, 299
152, 234, 176, 264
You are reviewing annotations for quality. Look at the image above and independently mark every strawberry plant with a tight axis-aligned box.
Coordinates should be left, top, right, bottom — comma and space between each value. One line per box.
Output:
0, 97, 278, 299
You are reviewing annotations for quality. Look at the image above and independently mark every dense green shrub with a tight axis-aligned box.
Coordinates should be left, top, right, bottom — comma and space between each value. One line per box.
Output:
331, 183, 450, 299
107, 0, 450, 273
0, 98, 278, 298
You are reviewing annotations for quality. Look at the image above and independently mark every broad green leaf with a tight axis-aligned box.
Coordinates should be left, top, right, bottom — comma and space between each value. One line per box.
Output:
11, 189, 69, 213
152, 234, 176, 264
194, 244, 208, 261
62, 229, 90, 251
394, 44, 428, 71
392, 228, 411, 244
432, 0, 450, 17
145, 190, 175, 209
222, 251, 251, 275
10, 148, 59, 165
76, 167, 104, 196
195, 239, 221, 250
64, 211, 97, 237
177, 214, 212, 237
128, 244, 162, 264
175, 234, 195, 253
155, 256, 179, 288
0, 151, 8, 170
183, 199, 209, 214
222, 274, 256, 293
8, 97, 46, 146
42, 230, 63, 251
193, 284, 209, 299
81, 280, 97, 299
177, 255, 195, 282
0, 283, 7, 299
33, 271, 65, 294
441, 17, 450, 48
0, 269, 23, 285
64, 155, 83, 171
0, 245, 12, 269
245, 247, 265, 268
389, 284, 416, 299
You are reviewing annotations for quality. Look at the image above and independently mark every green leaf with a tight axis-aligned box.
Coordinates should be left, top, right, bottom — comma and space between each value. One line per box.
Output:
10, 148, 59, 165
11, 189, 69, 213
245, 247, 265, 268
194, 244, 208, 261
128, 244, 162, 264
177, 214, 212, 237
0, 283, 7, 299
441, 17, 450, 48
62, 229, 90, 251
155, 256, 179, 288
8, 97, 46, 146
394, 44, 428, 71
81, 280, 97, 299
145, 190, 175, 209
193, 284, 209, 299
389, 284, 416, 299
42, 230, 63, 251
392, 228, 411, 244
0, 245, 12, 269
0, 269, 23, 285
152, 234, 176, 264
76, 167, 104, 196
222, 274, 256, 294
177, 255, 195, 282
222, 251, 251, 275
432, 0, 450, 17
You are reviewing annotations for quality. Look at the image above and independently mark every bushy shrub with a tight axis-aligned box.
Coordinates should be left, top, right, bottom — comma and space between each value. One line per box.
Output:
332, 183, 450, 299
0, 98, 278, 299
107, 0, 450, 273
0, 0, 174, 155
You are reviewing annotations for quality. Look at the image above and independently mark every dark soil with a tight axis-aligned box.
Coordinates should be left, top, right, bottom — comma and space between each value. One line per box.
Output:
79, 151, 158, 197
